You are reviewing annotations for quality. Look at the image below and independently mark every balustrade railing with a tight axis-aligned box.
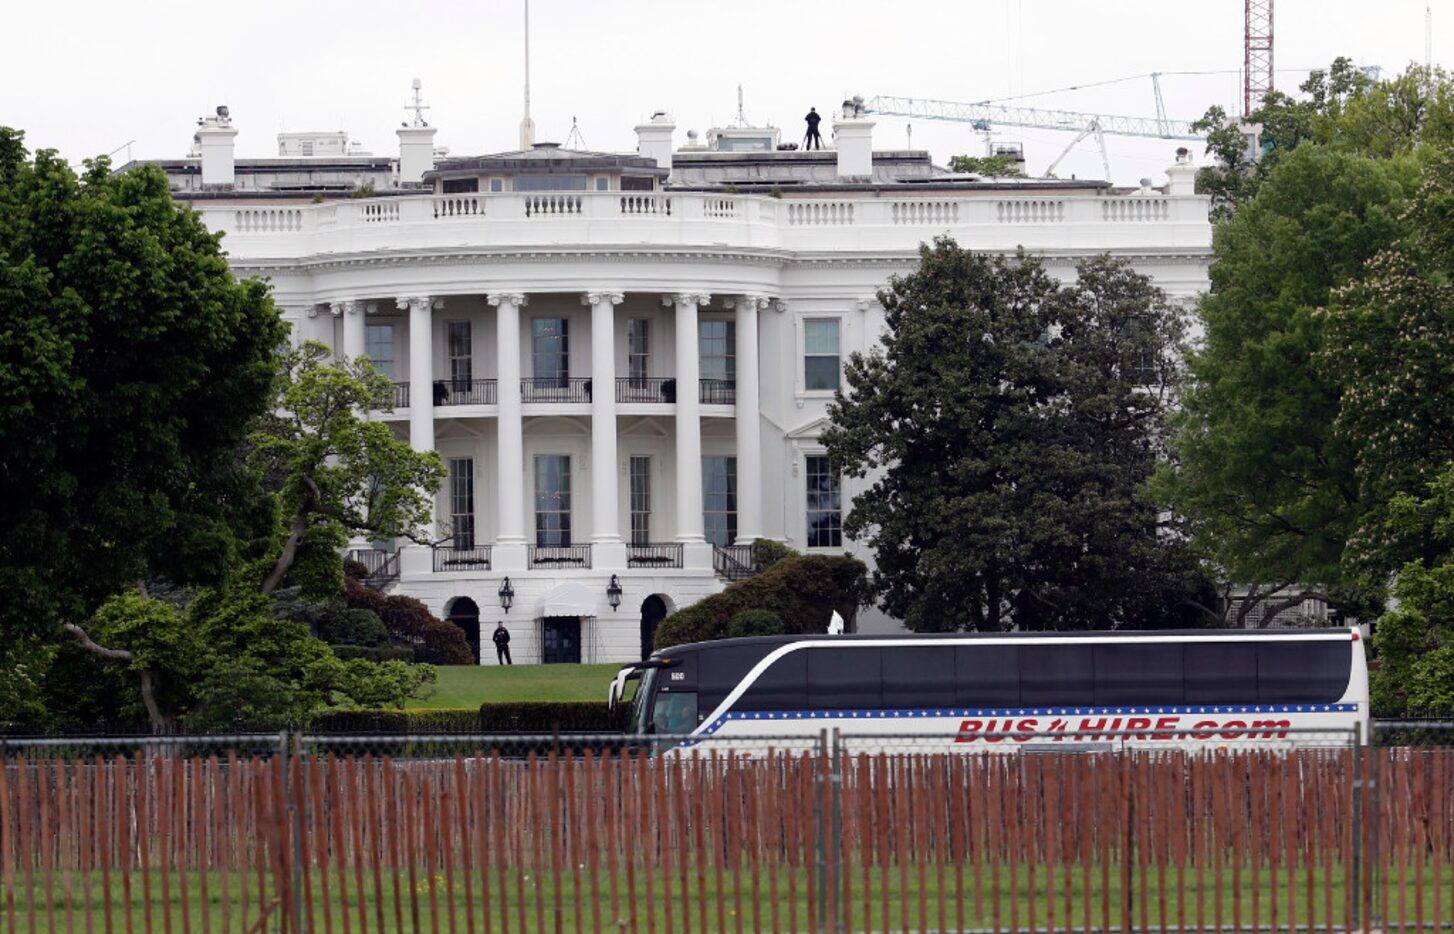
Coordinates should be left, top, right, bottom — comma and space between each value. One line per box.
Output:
627, 543, 684, 569
433, 194, 484, 218
616, 377, 676, 404
361, 201, 400, 224
892, 200, 960, 225
699, 379, 736, 405
524, 194, 582, 217
345, 548, 399, 590
620, 194, 671, 216
1102, 197, 1171, 222
233, 208, 302, 232
528, 544, 592, 569
433, 542, 493, 572
368, 382, 410, 410
434, 379, 497, 406
521, 377, 592, 403
712, 543, 758, 581
996, 199, 1065, 223
786, 201, 855, 226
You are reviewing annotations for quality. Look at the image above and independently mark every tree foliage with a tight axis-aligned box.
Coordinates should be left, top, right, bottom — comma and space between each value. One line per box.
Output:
948, 153, 1026, 177
0, 128, 284, 641
822, 238, 1200, 632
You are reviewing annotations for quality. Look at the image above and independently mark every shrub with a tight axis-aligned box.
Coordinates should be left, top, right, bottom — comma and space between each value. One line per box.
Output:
344, 578, 473, 665
316, 608, 389, 646
750, 539, 797, 569
727, 609, 785, 638
654, 554, 866, 650
343, 558, 371, 581
310, 707, 479, 733
479, 702, 627, 733
331, 645, 415, 663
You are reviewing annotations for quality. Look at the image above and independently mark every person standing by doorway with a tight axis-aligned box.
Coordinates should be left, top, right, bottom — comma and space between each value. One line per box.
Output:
804, 107, 824, 150
493, 621, 513, 665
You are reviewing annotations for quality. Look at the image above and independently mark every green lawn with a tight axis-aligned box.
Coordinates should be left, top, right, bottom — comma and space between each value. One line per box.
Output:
407, 663, 623, 707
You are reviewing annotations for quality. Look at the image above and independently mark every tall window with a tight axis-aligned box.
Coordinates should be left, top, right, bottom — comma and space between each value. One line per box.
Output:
805, 455, 842, 548
447, 321, 472, 386
629, 456, 652, 545
699, 320, 736, 382
534, 455, 572, 546
449, 458, 475, 548
532, 319, 569, 383
804, 319, 841, 391
702, 456, 737, 547
627, 319, 650, 381
365, 324, 394, 378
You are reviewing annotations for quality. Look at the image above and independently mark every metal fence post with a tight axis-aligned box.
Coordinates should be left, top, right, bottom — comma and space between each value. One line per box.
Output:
281, 730, 305, 934
1350, 723, 1363, 932
829, 728, 845, 934
1368, 722, 1381, 929
814, 728, 829, 932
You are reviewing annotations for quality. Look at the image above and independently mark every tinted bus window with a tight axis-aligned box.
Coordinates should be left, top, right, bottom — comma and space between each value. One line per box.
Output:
884, 646, 955, 709
1019, 645, 1093, 707
1258, 642, 1350, 704
1185, 642, 1257, 704
698, 645, 771, 714
735, 650, 807, 711
956, 645, 1020, 708
808, 647, 882, 710
1094, 644, 1184, 706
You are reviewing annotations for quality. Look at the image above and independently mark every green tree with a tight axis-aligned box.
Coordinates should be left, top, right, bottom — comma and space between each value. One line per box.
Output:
821, 238, 1197, 632
1159, 145, 1414, 618
948, 153, 1025, 177
0, 128, 284, 642
249, 342, 444, 596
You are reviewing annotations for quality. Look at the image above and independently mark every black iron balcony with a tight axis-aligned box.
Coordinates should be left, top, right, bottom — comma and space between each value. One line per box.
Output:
368, 382, 410, 410
616, 377, 677, 404
432, 542, 493, 571
712, 543, 758, 581
434, 379, 497, 406
521, 377, 593, 403
345, 548, 400, 590
699, 379, 737, 405
627, 543, 685, 568
528, 544, 592, 569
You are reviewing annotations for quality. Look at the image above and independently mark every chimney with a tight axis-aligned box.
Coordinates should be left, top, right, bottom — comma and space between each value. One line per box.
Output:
397, 126, 438, 185
834, 96, 874, 179
635, 111, 675, 173
1166, 146, 1197, 195
195, 105, 238, 187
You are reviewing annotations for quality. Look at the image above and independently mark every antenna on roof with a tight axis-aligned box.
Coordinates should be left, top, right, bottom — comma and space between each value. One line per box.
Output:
564, 116, 588, 150
519, 0, 535, 149
731, 83, 750, 128
406, 77, 430, 127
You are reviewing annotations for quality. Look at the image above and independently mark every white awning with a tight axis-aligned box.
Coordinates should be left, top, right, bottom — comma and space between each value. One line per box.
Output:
535, 581, 598, 618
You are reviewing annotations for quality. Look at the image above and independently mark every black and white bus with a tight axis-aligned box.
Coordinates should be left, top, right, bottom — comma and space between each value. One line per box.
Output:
607, 629, 1369, 754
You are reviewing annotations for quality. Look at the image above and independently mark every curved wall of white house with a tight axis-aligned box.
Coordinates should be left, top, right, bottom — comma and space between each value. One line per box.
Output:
199, 187, 1213, 661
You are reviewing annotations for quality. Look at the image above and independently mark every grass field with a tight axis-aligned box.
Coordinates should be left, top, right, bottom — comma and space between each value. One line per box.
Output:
406, 663, 622, 708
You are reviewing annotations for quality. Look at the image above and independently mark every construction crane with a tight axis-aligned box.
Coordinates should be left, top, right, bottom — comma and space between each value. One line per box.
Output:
1244, 0, 1275, 116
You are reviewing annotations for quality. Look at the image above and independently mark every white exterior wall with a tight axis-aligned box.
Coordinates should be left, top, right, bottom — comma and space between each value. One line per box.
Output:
199, 183, 1212, 662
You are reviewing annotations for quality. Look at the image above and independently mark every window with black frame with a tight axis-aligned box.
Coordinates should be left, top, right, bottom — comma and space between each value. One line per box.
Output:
702, 456, 737, 547
365, 324, 394, 378
447, 321, 472, 396
449, 458, 475, 549
534, 454, 571, 546
532, 318, 569, 386
805, 455, 842, 548
629, 456, 651, 545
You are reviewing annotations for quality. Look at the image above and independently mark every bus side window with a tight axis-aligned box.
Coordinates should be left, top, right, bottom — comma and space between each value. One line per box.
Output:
955, 645, 1020, 708
1094, 644, 1184, 705
1185, 643, 1257, 704
1258, 642, 1350, 704
884, 646, 954, 709
734, 650, 807, 711
1019, 645, 1093, 707
807, 647, 882, 710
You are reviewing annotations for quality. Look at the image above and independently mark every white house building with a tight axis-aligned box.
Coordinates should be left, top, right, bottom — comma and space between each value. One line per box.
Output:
144, 101, 1213, 664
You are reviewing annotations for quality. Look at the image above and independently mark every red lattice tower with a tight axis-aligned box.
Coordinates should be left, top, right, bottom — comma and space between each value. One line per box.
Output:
1244, 0, 1275, 116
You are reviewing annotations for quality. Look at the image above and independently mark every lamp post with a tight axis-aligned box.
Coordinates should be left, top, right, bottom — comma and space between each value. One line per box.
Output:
498, 576, 514, 612
606, 574, 622, 611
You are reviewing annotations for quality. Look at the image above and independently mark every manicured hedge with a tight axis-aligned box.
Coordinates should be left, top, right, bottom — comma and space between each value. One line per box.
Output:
479, 702, 627, 733
654, 554, 866, 650
330, 645, 415, 663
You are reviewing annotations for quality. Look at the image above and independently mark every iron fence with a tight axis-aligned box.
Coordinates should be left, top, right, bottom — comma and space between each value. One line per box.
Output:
520, 377, 591, 404
615, 377, 675, 404
626, 542, 684, 569
526, 544, 592, 569
431, 543, 492, 572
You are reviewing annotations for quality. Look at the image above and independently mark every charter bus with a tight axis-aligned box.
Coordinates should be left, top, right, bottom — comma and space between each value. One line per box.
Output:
606, 629, 1369, 754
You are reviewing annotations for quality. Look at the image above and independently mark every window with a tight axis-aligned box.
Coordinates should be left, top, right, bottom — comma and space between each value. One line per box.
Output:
1257, 642, 1349, 704
532, 319, 569, 382
621, 176, 655, 192
534, 455, 571, 546
301, 140, 314, 157
807, 647, 882, 710
884, 646, 955, 709
448, 458, 475, 548
736, 651, 807, 711
804, 319, 841, 391
595, 177, 609, 191
515, 174, 588, 191
627, 320, 650, 381
1094, 644, 1184, 705
447, 321, 472, 386
489, 178, 504, 193
1185, 643, 1258, 704
365, 324, 394, 378
443, 177, 479, 194
702, 456, 737, 547
699, 320, 736, 382
805, 455, 842, 548
651, 691, 698, 733
955, 645, 1021, 707
629, 456, 652, 545
1019, 645, 1094, 707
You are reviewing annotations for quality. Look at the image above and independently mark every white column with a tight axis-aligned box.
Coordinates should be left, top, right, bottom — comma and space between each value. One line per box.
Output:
667, 293, 711, 568
397, 296, 439, 455
489, 292, 529, 571
586, 291, 627, 568
337, 300, 366, 361
734, 295, 769, 544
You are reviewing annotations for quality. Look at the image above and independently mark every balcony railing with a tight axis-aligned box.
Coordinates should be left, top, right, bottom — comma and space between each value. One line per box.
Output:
699, 379, 737, 405
528, 544, 592, 569
713, 543, 758, 582
369, 382, 410, 410
521, 378, 593, 404
627, 543, 685, 569
616, 377, 676, 404
434, 379, 497, 406
346, 548, 400, 590
433, 542, 493, 571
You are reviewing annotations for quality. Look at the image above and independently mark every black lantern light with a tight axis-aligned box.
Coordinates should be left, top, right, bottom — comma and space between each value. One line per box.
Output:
606, 574, 623, 611
498, 576, 514, 612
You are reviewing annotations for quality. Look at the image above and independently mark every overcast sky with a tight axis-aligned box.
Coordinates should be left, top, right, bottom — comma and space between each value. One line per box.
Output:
2, 0, 1447, 186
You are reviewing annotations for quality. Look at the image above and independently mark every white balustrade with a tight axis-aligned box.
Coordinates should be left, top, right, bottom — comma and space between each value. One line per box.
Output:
891, 201, 960, 226
995, 199, 1065, 223
786, 201, 855, 226
619, 194, 671, 216
524, 194, 582, 217
232, 208, 303, 232
702, 197, 738, 219
361, 201, 400, 224
1102, 198, 1171, 222
432, 194, 483, 218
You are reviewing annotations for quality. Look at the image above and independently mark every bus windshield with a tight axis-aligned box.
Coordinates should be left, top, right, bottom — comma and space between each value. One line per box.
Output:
627, 667, 657, 735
